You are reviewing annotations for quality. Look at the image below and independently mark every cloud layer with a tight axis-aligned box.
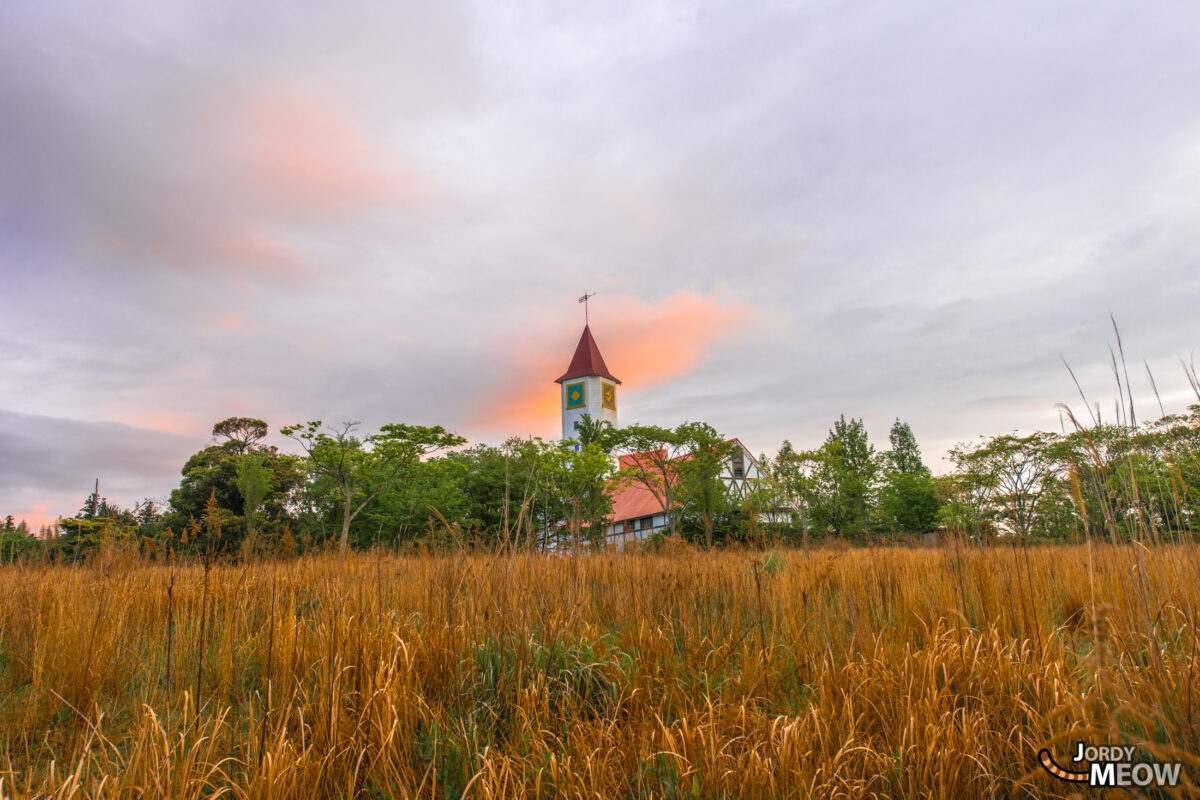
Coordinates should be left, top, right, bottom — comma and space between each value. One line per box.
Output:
3, 1, 1199, 521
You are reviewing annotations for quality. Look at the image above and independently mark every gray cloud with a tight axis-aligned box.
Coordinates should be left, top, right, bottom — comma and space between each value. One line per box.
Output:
0, 411, 198, 522
2, 0, 1200, 519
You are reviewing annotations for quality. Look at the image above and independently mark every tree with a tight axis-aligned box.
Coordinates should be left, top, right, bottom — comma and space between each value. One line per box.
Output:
572, 413, 620, 451
937, 465, 998, 542
543, 441, 614, 554
769, 440, 817, 552
885, 419, 928, 476
951, 432, 1059, 538
674, 422, 739, 548
80, 479, 102, 520
1054, 408, 1200, 541
612, 424, 687, 537
235, 455, 273, 542
168, 425, 303, 543
823, 416, 879, 537
880, 473, 940, 535
212, 417, 269, 455
281, 421, 466, 553
879, 419, 940, 535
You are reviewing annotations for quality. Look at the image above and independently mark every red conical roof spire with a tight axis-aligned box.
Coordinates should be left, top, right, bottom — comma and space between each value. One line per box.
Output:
555, 325, 621, 384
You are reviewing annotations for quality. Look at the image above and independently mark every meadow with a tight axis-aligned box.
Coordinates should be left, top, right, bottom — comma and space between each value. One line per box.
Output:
1, 541, 1198, 799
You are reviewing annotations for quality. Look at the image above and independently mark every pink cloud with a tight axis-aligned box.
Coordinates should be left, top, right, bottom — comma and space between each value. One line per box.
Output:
475, 291, 750, 434
232, 92, 436, 217
8, 503, 58, 532
104, 411, 203, 438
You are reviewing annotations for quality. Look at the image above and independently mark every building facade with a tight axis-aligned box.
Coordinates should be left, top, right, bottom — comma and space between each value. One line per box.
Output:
556, 325, 620, 442
554, 322, 780, 552
601, 440, 766, 552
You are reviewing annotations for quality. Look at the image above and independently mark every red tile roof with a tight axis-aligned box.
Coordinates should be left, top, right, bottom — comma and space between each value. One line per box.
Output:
605, 440, 758, 524
608, 480, 666, 523
555, 325, 621, 384
607, 450, 674, 523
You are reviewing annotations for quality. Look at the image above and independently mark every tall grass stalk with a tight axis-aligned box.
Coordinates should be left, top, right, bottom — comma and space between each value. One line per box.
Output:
1, 545, 1197, 798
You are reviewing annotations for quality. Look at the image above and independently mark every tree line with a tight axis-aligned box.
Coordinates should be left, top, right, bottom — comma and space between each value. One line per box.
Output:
3, 402, 1198, 561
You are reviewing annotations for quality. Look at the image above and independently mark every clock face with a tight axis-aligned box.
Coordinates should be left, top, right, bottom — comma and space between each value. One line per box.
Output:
601, 382, 616, 410
565, 382, 586, 409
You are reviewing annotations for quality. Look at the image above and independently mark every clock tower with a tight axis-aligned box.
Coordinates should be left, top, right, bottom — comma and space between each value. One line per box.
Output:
556, 325, 620, 441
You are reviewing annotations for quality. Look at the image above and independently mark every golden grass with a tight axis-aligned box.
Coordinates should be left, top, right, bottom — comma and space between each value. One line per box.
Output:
1, 543, 1198, 798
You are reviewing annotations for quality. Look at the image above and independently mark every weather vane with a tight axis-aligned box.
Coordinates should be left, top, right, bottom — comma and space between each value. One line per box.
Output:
578, 290, 596, 325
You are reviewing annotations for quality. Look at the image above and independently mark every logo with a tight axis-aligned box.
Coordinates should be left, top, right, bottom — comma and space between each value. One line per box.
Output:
1039, 742, 1182, 788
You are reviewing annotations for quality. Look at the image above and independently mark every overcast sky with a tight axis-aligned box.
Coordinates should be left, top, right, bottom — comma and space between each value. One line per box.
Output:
3, 1, 1199, 526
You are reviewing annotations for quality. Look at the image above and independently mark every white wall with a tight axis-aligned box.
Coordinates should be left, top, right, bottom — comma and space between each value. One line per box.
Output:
561, 375, 618, 441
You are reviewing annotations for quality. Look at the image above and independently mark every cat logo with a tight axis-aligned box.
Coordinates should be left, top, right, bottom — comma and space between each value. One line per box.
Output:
1039, 743, 1182, 788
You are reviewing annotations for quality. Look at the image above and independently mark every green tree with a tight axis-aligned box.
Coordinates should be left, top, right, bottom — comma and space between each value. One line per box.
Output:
675, 422, 739, 548
885, 419, 928, 476
212, 417, 269, 455
936, 467, 998, 542
951, 432, 1060, 538
235, 455, 273, 543
768, 440, 817, 552
612, 424, 687, 537
168, 420, 303, 544
543, 441, 614, 554
281, 421, 466, 553
880, 473, 940, 535
823, 416, 879, 537
572, 413, 620, 451
879, 419, 940, 535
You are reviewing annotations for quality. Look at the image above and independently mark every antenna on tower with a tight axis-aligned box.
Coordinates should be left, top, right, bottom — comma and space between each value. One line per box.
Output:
578, 290, 596, 325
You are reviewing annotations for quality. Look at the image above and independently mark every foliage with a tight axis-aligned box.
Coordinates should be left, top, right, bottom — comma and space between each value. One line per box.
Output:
235, 455, 272, 539
611, 423, 687, 537
884, 418, 928, 476
211, 417, 269, 454
281, 421, 466, 553
571, 412, 620, 451
167, 418, 303, 549
950, 432, 1060, 538
879, 472, 940, 534
878, 419, 941, 535
542, 440, 614, 551
674, 422, 740, 548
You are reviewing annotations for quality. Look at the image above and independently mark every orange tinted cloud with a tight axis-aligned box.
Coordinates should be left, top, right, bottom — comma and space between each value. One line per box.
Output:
605, 292, 749, 388
476, 291, 749, 435
235, 92, 433, 216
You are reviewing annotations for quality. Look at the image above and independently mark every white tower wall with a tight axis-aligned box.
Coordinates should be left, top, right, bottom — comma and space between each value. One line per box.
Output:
561, 375, 618, 441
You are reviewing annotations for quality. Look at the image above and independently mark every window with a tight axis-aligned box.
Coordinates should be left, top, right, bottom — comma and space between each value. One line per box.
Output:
732, 453, 745, 479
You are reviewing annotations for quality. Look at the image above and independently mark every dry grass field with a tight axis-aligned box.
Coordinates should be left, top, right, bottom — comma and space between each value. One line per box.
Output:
1, 542, 1198, 798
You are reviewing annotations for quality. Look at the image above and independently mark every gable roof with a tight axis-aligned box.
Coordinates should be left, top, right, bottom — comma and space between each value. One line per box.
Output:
605, 439, 758, 524
555, 325, 621, 384
609, 479, 666, 523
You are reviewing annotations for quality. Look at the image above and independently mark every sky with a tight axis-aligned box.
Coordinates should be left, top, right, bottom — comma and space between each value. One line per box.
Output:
2, 1, 1199, 526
